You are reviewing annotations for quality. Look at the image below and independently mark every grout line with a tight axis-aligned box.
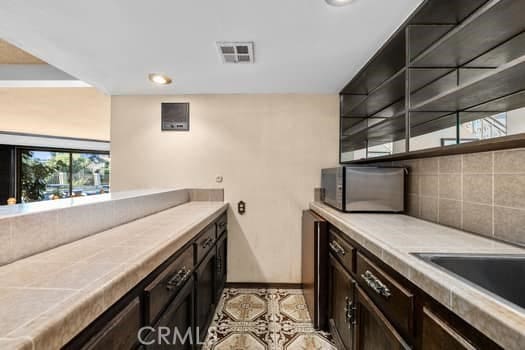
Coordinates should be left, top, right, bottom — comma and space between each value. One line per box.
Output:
417, 161, 422, 217
493, 204, 525, 211
462, 201, 493, 208
0, 286, 79, 291
437, 164, 441, 223
492, 151, 495, 237
491, 171, 525, 175
460, 154, 464, 230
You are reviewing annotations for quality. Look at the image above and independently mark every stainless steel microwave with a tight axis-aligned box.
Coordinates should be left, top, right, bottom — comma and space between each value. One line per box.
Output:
321, 166, 405, 212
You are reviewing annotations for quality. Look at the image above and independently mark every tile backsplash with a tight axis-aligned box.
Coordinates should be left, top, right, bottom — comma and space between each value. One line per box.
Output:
392, 148, 525, 246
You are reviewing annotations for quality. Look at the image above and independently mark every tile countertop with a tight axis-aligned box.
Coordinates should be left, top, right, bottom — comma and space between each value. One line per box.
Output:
0, 188, 179, 219
0, 201, 228, 350
311, 201, 525, 350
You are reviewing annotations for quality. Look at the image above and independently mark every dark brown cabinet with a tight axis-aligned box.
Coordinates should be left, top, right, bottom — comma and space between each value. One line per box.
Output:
421, 307, 476, 350
319, 222, 502, 350
301, 210, 328, 330
356, 252, 413, 340
144, 245, 194, 326
79, 298, 142, 350
64, 212, 228, 350
215, 233, 227, 302
144, 277, 195, 350
194, 225, 216, 263
355, 286, 410, 350
194, 246, 217, 347
328, 254, 355, 350
329, 228, 355, 272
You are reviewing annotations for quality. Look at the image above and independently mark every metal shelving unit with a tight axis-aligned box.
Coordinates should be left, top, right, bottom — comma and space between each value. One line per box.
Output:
410, 0, 525, 68
339, 0, 525, 163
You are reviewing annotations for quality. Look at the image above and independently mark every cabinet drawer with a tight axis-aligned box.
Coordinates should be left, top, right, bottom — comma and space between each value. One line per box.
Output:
356, 286, 411, 350
143, 277, 194, 350
422, 307, 477, 350
195, 224, 216, 263
144, 244, 193, 325
81, 297, 141, 350
356, 252, 414, 339
216, 213, 227, 236
329, 228, 355, 273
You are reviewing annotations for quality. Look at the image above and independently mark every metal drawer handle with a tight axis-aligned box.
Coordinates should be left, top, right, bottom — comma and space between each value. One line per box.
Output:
166, 266, 191, 290
202, 237, 214, 248
361, 270, 391, 298
329, 241, 346, 256
344, 297, 356, 326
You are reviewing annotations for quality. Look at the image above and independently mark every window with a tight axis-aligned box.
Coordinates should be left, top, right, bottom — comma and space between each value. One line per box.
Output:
71, 153, 110, 197
18, 149, 110, 203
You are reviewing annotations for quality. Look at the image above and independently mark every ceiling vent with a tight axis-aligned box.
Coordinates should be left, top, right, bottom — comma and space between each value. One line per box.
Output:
217, 41, 254, 64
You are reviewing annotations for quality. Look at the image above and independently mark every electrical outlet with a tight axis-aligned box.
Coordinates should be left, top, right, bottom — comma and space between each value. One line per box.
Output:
238, 201, 246, 215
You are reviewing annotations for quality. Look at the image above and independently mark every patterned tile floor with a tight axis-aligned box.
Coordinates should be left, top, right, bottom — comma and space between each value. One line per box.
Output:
203, 288, 336, 350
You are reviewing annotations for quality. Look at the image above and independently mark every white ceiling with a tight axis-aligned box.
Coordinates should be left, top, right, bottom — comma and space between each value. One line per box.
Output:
0, 0, 422, 95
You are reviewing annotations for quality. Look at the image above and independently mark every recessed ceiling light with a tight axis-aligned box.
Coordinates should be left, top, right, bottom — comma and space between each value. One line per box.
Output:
148, 73, 172, 85
325, 0, 354, 6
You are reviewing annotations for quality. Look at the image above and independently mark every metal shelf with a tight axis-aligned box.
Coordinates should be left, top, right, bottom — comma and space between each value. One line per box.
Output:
411, 56, 525, 112
341, 68, 405, 117
411, 0, 525, 68
409, 0, 488, 25
342, 112, 407, 148
411, 112, 457, 139
408, 25, 453, 61
467, 89, 525, 112
466, 31, 525, 68
341, 30, 406, 95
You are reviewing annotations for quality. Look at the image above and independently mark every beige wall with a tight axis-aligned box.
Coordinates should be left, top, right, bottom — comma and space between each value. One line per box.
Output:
0, 87, 110, 140
111, 94, 339, 283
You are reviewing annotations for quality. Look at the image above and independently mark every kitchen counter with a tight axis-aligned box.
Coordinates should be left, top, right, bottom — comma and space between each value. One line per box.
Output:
311, 201, 525, 350
0, 201, 228, 350
0, 189, 181, 219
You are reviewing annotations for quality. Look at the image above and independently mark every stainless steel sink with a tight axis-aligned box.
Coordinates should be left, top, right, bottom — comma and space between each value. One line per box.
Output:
414, 253, 525, 310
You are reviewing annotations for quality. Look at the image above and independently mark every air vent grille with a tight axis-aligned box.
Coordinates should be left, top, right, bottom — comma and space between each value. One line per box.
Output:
217, 41, 254, 64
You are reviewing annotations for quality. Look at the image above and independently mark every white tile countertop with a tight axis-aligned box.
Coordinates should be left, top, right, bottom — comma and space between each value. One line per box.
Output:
0, 188, 178, 219
311, 201, 525, 350
0, 201, 227, 350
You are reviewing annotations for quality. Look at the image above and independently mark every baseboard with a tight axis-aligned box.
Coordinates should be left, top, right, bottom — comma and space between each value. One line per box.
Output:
225, 282, 303, 289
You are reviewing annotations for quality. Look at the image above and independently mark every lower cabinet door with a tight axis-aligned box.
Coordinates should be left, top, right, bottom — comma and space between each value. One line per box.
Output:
421, 307, 477, 350
215, 234, 227, 302
355, 286, 410, 350
143, 276, 195, 350
195, 249, 217, 347
81, 297, 141, 350
328, 254, 355, 350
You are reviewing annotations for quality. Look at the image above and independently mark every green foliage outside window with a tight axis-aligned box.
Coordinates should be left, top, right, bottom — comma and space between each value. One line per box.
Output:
20, 151, 58, 202
20, 150, 110, 203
